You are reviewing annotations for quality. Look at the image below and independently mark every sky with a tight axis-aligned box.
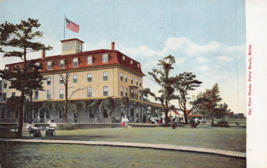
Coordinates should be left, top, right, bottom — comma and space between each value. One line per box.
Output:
0, 0, 246, 114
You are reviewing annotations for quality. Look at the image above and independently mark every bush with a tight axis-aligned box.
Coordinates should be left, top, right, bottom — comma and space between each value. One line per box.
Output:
57, 123, 78, 130
215, 121, 229, 127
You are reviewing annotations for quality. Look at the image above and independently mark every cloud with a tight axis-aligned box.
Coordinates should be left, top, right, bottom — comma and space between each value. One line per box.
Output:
216, 56, 233, 61
227, 44, 246, 53
196, 56, 206, 63
198, 65, 210, 71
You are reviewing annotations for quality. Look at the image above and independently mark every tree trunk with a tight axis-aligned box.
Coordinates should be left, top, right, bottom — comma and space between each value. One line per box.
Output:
164, 109, 169, 126
17, 90, 25, 138
183, 109, 188, 124
211, 117, 214, 126
30, 95, 33, 123
64, 81, 68, 123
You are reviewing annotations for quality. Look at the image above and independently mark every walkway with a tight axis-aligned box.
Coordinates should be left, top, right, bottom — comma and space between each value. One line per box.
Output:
0, 138, 246, 158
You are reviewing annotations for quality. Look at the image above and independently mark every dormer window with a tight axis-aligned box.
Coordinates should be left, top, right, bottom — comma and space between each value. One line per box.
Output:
60, 59, 65, 68
73, 58, 78, 67
47, 61, 52, 70
63, 44, 66, 51
79, 44, 82, 51
87, 56, 92, 65
103, 54, 108, 63
67, 43, 70, 50
76, 43, 79, 50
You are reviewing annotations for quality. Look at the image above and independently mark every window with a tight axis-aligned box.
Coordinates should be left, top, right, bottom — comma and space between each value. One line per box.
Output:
138, 64, 140, 68
3, 80, 7, 88
87, 87, 92, 98
73, 74, 78, 83
121, 86, 123, 96
63, 44, 66, 51
35, 91, 39, 100
60, 89, 64, 99
3, 93, 6, 101
103, 86, 108, 96
125, 74, 127, 82
79, 44, 82, 51
120, 72, 123, 81
103, 54, 108, 63
139, 79, 142, 87
77, 43, 79, 50
131, 60, 133, 64
47, 77, 51, 85
103, 72, 108, 81
123, 55, 125, 60
60, 76, 64, 84
47, 90, 51, 100
47, 61, 52, 70
135, 89, 138, 98
87, 73, 92, 82
131, 89, 134, 98
72, 42, 75, 49
87, 56, 92, 64
67, 43, 70, 50
136, 79, 138, 86
60, 59, 65, 68
125, 88, 128, 97
12, 92, 15, 97
73, 58, 78, 67
131, 76, 133, 84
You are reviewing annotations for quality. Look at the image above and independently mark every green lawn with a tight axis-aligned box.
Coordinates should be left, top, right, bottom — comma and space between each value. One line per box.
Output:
21, 126, 246, 152
0, 142, 246, 168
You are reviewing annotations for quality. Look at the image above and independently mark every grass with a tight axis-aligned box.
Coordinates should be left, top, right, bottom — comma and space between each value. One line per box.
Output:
0, 142, 246, 168
20, 126, 246, 152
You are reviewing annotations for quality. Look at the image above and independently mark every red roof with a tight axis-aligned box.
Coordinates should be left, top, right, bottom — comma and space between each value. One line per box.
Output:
6, 49, 145, 76
172, 110, 179, 115
188, 114, 203, 117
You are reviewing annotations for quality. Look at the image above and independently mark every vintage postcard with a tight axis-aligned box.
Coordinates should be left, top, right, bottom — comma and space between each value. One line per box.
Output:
0, 0, 266, 167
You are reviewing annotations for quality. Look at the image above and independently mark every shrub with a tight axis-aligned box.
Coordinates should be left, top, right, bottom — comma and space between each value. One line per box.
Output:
215, 121, 229, 127
57, 123, 78, 130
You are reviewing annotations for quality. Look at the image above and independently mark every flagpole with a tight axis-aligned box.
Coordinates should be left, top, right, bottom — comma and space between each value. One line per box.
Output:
64, 15, 65, 40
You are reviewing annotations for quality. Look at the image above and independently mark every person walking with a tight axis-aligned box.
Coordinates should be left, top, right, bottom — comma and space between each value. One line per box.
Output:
121, 116, 126, 128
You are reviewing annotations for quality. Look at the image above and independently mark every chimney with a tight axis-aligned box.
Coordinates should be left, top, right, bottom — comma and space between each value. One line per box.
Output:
111, 42, 115, 50
42, 49, 45, 59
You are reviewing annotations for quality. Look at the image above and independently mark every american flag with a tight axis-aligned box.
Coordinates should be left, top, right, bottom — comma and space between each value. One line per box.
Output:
66, 18, 79, 33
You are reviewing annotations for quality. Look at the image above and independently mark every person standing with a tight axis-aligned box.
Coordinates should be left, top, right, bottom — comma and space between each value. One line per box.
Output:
121, 116, 126, 128
125, 116, 129, 128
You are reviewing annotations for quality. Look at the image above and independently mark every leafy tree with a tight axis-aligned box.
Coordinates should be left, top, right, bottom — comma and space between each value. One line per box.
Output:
192, 83, 228, 126
89, 99, 102, 123
141, 55, 181, 125
99, 97, 116, 123
0, 19, 52, 137
57, 59, 89, 123
174, 72, 202, 124
118, 97, 130, 117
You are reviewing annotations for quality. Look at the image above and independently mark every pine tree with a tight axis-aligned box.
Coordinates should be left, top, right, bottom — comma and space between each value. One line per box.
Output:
193, 83, 228, 126
0, 19, 52, 137
141, 55, 181, 126
174, 72, 202, 124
